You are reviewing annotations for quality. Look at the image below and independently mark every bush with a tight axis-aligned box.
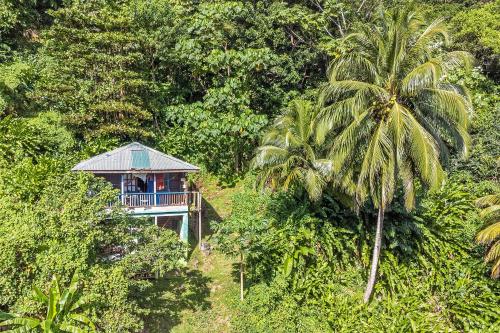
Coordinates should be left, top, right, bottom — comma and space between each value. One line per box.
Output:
233, 276, 330, 333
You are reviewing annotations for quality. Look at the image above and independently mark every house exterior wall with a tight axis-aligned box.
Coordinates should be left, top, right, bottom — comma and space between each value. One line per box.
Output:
157, 216, 182, 232
95, 173, 121, 190
95, 172, 197, 244
95, 172, 188, 193
155, 172, 185, 192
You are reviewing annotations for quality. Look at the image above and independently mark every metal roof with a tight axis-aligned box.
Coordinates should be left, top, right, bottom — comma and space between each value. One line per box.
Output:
72, 142, 200, 173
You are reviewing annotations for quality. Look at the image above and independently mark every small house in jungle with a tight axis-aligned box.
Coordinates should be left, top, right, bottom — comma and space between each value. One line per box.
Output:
72, 142, 202, 243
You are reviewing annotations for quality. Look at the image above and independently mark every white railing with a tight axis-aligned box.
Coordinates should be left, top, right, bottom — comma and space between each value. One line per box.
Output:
114, 191, 200, 209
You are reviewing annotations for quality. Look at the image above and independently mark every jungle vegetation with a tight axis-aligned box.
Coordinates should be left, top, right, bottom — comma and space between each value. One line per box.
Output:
0, 0, 498, 332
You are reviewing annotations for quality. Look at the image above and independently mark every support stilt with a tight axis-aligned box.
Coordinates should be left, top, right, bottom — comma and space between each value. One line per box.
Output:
198, 192, 202, 248
180, 212, 189, 243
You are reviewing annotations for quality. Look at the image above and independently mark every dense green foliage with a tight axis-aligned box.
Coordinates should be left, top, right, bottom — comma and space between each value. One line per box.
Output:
0, 0, 498, 332
1, 0, 498, 175
152, 0, 327, 175
0, 166, 186, 331
253, 7, 478, 303
35, 0, 154, 140
0, 114, 186, 331
213, 2, 499, 332
225, 176, 499, 332
451, 0, 500, 80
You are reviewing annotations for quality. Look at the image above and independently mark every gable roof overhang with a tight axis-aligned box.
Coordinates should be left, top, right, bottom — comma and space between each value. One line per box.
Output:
72, 142, 200, 173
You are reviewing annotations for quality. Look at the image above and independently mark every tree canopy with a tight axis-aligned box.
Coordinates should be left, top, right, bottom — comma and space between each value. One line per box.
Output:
0, 0, 498, 332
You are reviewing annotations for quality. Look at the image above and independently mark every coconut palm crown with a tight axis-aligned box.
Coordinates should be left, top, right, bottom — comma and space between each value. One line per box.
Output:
320, 9, 473, 210
252, 100, 335, 201
319, 9, 473, 302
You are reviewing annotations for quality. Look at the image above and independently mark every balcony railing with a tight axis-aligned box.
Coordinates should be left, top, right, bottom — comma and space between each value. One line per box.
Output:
110, 191, 200, 209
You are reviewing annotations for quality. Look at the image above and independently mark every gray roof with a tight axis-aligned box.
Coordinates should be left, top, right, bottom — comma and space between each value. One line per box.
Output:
72, 142, 200, 173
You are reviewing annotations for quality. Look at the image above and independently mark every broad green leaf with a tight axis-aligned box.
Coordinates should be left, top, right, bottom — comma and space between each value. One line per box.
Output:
283, 255, 293, 277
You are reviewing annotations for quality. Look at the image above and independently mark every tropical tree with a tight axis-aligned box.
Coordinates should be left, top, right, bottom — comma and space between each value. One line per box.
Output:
476, 193, 500, 278
252, 99, 336, 201
0, 274, 96, 332
35, 0, 154, 141
319, 9, 472, 302
212, 190, 270, 301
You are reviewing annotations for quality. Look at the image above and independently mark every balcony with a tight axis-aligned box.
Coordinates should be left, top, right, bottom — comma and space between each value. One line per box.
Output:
109, 191, 201, 213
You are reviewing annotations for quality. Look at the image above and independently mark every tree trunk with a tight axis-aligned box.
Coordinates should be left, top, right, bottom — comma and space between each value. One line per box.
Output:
234, 143, 240, 174
363, 204, 385, 303
240, 251, 244, 301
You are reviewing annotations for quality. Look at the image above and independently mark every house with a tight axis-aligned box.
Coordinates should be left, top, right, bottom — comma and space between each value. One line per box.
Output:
72, 142, 202, 243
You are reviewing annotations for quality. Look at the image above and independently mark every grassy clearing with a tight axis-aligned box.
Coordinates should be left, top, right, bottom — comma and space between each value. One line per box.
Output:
169, 248, 240, 333
198, 173, 244, 224
144, 174, 243, 333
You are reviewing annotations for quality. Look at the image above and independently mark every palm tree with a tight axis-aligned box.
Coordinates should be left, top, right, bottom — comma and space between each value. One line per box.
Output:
0, 274, 95, 332
252, 99, 341, 201
319, 9, 472, 302
476, 193, 500, 278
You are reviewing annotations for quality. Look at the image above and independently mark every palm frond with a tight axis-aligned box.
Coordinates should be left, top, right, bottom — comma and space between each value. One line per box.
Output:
440, 51, 474, 73
304, 169, 327, 201
328, 52, 378, 82
317, 95, 367, 131
253, 99, 335, 201
399, 160, 416, 210
356, 122, 394, 207
488, 242, 500, 278
329, 111, 372, 172
479, 205, 500, 222
403, 109, 443, 189
401, 60, 441, 95
414, 17, 449, 47
320, 80, 388, 103
420, 88, 471, 127
476, 222, 500, 245
476, 195, 500, 208
475, 194, 500, 278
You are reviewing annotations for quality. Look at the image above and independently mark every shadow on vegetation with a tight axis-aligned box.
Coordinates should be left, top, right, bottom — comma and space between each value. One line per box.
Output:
215, 174, 242, 188
230, 262, 244, 287
201, 198, 222, 238
141, 269, 212, 332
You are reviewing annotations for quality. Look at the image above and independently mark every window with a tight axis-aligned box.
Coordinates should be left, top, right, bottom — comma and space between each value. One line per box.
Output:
163, 173, 182, 192
95, 174, 120, 189
156, 174, 165, 191
131, 149, 150, 169
123, 174, 147, 193
123, 174, 136, 192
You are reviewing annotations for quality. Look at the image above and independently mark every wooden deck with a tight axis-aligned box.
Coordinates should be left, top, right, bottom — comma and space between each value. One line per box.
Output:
109, 191, 201, 211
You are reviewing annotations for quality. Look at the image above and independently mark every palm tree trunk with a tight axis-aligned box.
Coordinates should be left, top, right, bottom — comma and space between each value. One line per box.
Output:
363, 204, 385, 303
240, 251, 244, 301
